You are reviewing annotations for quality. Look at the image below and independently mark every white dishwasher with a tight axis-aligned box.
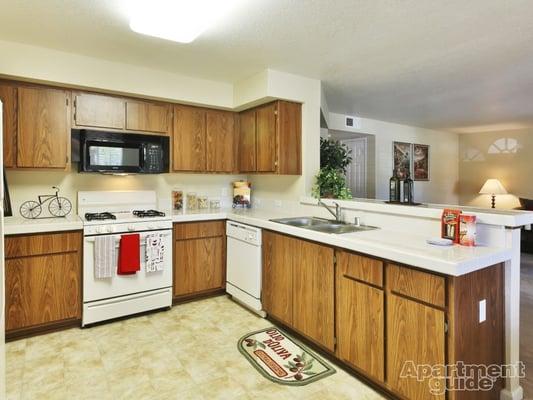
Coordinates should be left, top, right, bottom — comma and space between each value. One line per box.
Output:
226, 221, 265, 316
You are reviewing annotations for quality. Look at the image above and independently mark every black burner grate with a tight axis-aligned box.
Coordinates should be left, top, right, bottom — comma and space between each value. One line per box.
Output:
132, 209, 166, 218
85, 212, 117, 221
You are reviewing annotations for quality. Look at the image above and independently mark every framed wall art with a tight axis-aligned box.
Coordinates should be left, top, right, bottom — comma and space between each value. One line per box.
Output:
413, 144, 430, 181
393, 141, 412, 179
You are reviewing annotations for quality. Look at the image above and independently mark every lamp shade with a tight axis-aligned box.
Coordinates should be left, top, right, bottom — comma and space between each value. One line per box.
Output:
479, 179, 508, 195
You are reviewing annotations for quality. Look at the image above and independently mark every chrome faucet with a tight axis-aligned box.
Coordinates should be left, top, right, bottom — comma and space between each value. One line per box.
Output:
318, 200, 342, 222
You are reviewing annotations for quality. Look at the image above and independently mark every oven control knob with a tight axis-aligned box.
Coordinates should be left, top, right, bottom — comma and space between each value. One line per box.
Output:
127, 225, 135, 231
106, 226, 114, 233
148, 225, 154, 230
96, 227, 105, 234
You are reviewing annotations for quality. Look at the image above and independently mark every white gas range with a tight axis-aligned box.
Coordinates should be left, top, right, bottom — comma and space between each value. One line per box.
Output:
79, 191, 173, 326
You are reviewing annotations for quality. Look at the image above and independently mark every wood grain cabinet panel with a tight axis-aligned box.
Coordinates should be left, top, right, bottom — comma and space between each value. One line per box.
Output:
387, 293, 446, 400
337, 276, 384, 380
238, 109, 256, 172
173, 237, 224, 296
388, 263, 446, 308
237, 100, 301, 175
5, 231, 81, 258
5, 231, 82, 336
255, 102, 277, 172
6, 252, 81, 331
292, 239, 335, 351
174, 220, 225, 240
0, 83, 18, 168
337, 251, 383, 287
126, 100, 171, 134
206, 110, 235, 172
17, 87, 70, 169
173, 221, 226, 299
173, 105, 206, 171
262, 231, 294, 326
277, 101, 302, 175
74, 92, 125, 129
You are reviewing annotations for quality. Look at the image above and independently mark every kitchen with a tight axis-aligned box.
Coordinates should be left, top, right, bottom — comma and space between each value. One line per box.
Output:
1, 1, 533, 400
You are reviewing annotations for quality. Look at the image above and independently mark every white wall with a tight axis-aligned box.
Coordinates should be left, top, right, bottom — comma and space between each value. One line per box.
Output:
328, 112, 459, 204
0, 39, 234, 108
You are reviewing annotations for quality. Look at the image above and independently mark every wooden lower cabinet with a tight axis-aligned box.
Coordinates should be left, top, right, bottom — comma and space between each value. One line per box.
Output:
292, 239, 335, 351
262, 231, 335, 350
337, 276, 384, 380
5, 231, 82, 338
261, 234, 504, 400
262, 231, 294, 325
173, 221, 226, 299
387, 294, 446, 399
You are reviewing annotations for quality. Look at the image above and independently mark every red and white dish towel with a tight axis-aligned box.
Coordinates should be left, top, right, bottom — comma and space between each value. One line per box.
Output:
145, 233, 165, 273
118, 234, 141, 275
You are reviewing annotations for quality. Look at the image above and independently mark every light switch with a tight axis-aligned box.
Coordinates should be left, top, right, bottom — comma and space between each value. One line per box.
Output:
479, 299, 486, 323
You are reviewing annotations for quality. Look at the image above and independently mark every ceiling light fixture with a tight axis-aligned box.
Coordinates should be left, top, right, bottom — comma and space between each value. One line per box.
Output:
128, 0, 243, 44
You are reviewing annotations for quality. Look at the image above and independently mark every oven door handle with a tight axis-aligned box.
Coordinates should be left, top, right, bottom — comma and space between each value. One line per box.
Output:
85, 233, 172, 243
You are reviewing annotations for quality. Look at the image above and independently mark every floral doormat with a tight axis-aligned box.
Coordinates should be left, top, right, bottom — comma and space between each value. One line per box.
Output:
238, 327, 336, 386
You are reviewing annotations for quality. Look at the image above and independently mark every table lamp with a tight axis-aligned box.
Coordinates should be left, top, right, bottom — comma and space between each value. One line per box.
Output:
479, 179, 507, 208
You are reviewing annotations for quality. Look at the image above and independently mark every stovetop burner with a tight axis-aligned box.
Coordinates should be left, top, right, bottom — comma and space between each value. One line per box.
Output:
132, 209, 166, 218
85, 212, 117, 221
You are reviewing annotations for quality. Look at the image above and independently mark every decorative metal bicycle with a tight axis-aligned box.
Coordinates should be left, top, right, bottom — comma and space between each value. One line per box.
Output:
20, 186, 72, 219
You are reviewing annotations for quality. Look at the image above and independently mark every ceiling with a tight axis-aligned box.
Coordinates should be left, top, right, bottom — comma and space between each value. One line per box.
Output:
1, 0, 532, 132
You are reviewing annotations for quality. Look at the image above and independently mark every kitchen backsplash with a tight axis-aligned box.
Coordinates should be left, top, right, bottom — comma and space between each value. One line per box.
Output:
5, 170, 246, 215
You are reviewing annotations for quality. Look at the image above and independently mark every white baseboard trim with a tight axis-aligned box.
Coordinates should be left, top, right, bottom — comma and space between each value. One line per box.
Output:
500, 386, 523, 400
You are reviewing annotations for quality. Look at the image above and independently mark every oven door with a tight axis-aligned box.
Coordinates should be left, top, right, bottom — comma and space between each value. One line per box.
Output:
83, 230, 173, 303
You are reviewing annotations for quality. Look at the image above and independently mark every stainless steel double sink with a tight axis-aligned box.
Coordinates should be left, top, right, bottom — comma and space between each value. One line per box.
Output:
270, 216, 378, 235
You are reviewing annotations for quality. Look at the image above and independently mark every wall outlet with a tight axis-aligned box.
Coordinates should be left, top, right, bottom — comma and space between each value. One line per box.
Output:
274, 200, 282, 208
479, 299, 486, 323
221, 188, 229, 196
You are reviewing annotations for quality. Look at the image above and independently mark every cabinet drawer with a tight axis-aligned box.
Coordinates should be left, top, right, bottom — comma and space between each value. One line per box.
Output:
387, 264, 445, 308
337, 251, 383, 287
174, 221, 225, 240
5, 231, 82, 259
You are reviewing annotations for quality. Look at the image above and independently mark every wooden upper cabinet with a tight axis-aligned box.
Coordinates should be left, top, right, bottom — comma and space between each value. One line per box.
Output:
255, 102, 277, 172
237, 100, 301, 175
17, 86, 70, 169
238, 108, 256, 172
0, 83, 18, 168
74, 92, 125, 130
277, 100, 302, 175
173, 105, 207, 171
206, 110, 234, 172
126, 100, 171, 134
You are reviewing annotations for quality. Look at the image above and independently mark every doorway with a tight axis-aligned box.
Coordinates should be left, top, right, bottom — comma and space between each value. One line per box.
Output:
342, 137, 367, 198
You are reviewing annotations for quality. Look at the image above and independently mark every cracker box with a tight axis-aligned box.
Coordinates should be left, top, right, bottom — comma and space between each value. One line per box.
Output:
459, 214, 477, 246
441, 209, 462, 243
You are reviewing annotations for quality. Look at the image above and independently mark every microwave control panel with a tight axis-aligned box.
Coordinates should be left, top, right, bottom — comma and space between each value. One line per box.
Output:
144, 144, 164, 172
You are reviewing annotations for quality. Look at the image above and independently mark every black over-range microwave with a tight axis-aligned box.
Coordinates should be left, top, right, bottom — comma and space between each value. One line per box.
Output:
73, 130, 169, 174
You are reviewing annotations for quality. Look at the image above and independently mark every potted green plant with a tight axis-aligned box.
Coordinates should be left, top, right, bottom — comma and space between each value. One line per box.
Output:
312, 138, 352, 199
